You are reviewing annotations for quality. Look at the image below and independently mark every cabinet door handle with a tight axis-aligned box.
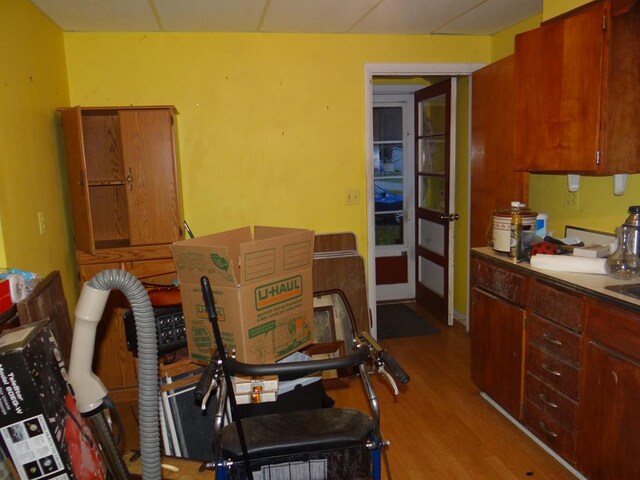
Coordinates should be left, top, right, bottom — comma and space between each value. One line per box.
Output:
126, 167, 134, 191
542, 333, 562, 346
541, 363, 562, 377
538, 393, 559, 409
538, 421, 558, 438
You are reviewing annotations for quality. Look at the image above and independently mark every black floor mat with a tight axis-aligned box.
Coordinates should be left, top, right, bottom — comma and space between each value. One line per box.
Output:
376, 303, 440, 340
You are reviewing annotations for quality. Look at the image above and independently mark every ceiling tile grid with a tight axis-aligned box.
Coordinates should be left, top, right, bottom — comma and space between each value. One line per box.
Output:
30, 0, 542, 35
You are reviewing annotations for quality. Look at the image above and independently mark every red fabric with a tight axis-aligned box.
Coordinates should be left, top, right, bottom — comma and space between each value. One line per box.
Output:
530, 242, 562, 256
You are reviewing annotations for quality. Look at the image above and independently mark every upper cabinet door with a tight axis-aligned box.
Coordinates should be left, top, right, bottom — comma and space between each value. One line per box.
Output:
59, 106, 96, 255
119, 108, 181, 247
514, 0, 640, 174
514, 1, 605, 173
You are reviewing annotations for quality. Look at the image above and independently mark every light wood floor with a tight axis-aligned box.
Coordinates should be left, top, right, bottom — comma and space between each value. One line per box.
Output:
330, 310, 577, 480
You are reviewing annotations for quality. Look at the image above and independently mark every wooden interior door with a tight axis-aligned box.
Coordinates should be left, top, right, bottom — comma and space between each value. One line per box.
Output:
414, 79, 458, 325
119, 108, 181, 246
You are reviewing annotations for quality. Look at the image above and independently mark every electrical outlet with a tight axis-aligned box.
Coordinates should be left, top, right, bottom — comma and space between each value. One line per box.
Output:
37, 211, 46, 235
344, 189, 360, 206
565, 190, 579, 209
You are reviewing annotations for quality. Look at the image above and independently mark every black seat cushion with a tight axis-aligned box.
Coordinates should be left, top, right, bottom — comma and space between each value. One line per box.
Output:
220, 408, 374, 460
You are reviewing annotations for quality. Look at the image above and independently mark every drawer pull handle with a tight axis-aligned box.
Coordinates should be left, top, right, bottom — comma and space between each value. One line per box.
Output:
538, 393, 559, 409
541, 364, 562, 377
538, 421, 558, 438
542, 333, 562, 346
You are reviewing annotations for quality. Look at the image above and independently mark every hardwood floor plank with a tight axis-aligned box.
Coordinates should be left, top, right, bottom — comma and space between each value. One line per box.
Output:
330, 322, 576, 479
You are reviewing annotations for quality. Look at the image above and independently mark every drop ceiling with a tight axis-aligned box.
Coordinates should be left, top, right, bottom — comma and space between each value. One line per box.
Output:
30, 0, 542, 35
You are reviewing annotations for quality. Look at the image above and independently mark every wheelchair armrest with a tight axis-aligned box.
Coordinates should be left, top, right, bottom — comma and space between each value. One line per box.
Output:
224, 345, 370, 379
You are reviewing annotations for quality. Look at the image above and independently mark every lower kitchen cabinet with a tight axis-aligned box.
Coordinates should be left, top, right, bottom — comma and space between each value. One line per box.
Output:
470, 250, 640, 478
470, 257, 526, 419
470, 287, 525, 419
577, 300, 640, 479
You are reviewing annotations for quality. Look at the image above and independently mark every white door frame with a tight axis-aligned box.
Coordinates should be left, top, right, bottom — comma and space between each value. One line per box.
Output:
364, 63, 484, 337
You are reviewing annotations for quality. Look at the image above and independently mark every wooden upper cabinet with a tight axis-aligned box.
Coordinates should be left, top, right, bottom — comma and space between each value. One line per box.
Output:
59, 106, 182, 254
513, 0, 640, 174
470, 55, 528, 248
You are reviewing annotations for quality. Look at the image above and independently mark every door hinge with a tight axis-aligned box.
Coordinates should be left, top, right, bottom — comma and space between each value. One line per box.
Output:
596, 150, 601, 165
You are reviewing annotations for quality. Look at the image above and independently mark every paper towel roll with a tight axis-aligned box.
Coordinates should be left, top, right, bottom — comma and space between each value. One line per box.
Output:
530, 254, 608, 274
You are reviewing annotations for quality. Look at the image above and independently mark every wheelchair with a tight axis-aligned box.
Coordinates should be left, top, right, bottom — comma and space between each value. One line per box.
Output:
195, 276, 409, 480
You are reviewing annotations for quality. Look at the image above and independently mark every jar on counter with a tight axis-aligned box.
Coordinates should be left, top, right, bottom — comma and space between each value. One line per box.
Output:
491, 202, 537, 255
606, 224, 640, 280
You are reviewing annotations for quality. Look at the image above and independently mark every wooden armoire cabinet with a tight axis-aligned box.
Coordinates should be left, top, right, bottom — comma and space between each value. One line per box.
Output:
59, 105, 183, 450
513, 0, 640, 174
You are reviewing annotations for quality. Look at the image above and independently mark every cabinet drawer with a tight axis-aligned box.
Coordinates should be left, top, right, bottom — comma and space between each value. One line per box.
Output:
125, 258, 177, 283
471, 257, 527, 306
528, 313, 581, 367
525, 373, 577, 431
523, 400, 576, 464
587, 300, 640, 362
529, 279, 583, 331
526, 344, 579, 400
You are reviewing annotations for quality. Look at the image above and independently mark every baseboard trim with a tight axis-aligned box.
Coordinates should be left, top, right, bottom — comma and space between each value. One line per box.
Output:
479, 392, 586, 480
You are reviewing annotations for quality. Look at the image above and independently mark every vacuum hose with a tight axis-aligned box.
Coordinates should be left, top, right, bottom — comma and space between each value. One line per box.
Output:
70, 269, 160, 479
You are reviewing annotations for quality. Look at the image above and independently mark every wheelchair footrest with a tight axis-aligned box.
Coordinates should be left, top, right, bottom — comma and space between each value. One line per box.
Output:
221, 408, 374, 459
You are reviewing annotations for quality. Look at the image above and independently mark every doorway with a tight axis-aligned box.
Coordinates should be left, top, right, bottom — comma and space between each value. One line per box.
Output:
364, 63, 483, 337
373, 89, 417, 302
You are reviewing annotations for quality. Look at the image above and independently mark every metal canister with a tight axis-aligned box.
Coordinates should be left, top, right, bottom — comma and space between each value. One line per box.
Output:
624, 206, 640, 257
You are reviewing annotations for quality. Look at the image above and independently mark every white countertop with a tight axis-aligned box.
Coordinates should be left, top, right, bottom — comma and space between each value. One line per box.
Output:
472, 247, 640, 310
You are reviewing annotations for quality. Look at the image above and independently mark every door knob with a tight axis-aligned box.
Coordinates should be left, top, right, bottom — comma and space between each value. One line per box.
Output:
440, 213, 460, 222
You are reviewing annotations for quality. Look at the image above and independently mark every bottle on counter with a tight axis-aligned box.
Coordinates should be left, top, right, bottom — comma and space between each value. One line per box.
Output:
509, 201, 523, 262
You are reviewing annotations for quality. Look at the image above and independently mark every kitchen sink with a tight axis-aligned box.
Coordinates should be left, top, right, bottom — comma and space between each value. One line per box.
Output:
605, 284, 640, 300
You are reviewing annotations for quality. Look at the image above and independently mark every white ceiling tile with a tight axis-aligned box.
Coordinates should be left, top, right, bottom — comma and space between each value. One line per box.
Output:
435, 0, 542, 35
31, 0, 160, 32
349, 0, 485, 34
262, 0, 379, 33
28, 0, 543, 35
155, 0, 266, 32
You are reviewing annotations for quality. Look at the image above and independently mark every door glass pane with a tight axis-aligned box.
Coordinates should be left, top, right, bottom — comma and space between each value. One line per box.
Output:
374, 179, 403, 246
374, 106, 404, 246
418, 136, 445, 174
418, 94, 446, 135
418, 218, 444, 255
373, 107, 402, 141
375, 143, 403, 175
419, 256, 444, 296
418, 176, 445, 212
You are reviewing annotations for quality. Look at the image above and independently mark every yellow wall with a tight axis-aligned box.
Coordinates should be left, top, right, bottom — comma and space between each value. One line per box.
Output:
454, 76, 470, 317
0, 1, 75, 301
6, 0, 604, 324
491, 14, 543, 61
63, 33, 490, 256
543, 0, 592, 20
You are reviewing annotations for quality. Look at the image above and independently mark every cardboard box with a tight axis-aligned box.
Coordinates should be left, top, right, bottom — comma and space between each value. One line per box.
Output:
0, 320, 106, 480
171, 226, 315, 364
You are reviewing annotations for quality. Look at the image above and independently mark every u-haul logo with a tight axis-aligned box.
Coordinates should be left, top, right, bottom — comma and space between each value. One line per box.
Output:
255, 275, 302, 310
